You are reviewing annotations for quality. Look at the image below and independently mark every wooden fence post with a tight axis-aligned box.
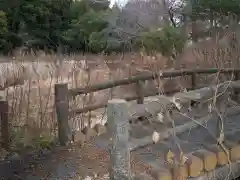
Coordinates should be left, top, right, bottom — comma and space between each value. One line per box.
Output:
191, 72, 197, 90
107, 99, 131, 180
136, 80, 144, 122
0, 100, 9, 150
233, 71, 240, 102
55, 83, 71, 146
136, 81, 144, 104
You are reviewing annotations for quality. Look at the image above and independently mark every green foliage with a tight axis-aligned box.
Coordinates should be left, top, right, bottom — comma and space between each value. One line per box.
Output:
61, 8, 109, 53
0, 11, 8, 49
88, 28, 126, 53
136, 26, 186, 57
191, 0, 240, 21
0, 0, 238, 55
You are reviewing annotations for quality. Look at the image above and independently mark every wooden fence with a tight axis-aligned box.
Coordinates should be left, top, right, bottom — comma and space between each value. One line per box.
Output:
0, 100, 9, 150
54, 68, 240, 146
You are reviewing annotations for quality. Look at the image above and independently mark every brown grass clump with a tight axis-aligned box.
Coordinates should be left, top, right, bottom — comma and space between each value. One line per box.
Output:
2, 30, 240, 150
0, 53, 169, 149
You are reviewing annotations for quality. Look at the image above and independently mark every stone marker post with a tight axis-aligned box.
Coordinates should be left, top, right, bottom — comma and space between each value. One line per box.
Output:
107, 99, 131, 180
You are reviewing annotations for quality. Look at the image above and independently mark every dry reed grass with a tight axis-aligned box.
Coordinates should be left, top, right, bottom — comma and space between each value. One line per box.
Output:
1, 31, 240, 150
0, 53, 170, 148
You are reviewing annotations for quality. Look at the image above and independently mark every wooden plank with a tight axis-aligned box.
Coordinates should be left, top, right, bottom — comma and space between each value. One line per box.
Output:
69, 68, 240, 96
70, 88, 188, 115
203, 144, 228, 165
192, 149, 217, 172
70, 91, 159, 115
129, 114, 212, 151
149, 159, 173, 180
189, 161, 240, 180
185, 154, 204, 177
191, 73, 197, 90
136, 81, 144, 104
128, 96, 175, 123
129, 105, 240, 151
224, 141, 240, 162
173, 87, 214, 102
0, 100, 9, 150
173, 80, 240, 103
55, 83, 71, 146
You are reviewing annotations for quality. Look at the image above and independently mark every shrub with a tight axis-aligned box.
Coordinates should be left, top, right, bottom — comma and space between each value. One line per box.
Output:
135, 26, 186, 58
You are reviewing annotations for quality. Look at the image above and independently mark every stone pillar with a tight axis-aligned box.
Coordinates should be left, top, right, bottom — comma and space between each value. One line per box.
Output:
107, 99, 131, 180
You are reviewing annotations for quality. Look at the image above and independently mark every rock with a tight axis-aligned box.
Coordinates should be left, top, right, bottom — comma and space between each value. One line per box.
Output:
94, 124, 107, 135
6, 152, 20, 161
152, 131, 160, 144
82, 127, 97, 141
72, 131, 85, 145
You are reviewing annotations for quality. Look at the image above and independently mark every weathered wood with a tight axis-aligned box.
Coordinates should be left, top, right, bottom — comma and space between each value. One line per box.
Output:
189, 161, 240, 180
107, 99, 131, 180
192, 149, 217, 172
129, 105, 240, 151
136, 80, 144, 121
224, 141, 240, 162
172, 163, 188, 180
0, 101, 9, 150
191, 73, 197, 90
174, 80, 240, 103
129, 114, 212, 151
136, 81, 144, 104
185, 154, 203, 177
71, 79, 240, 116
55, 83, 71, 146
150, 167, 172, 180
173, 87, 214, 102
231, 80, 240, 88
69, 68, 240, 96
233, 72, 240, 101
70, 90, 159, 115
128, 96, 175, 123
70, 88, 189, 115
203, 144, 228, 165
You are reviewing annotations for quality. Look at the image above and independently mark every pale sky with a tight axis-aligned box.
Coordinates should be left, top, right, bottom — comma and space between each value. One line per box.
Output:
110, 0, 128, 8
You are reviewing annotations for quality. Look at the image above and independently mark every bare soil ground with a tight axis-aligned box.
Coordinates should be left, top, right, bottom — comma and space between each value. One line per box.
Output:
5, 141, 150, 180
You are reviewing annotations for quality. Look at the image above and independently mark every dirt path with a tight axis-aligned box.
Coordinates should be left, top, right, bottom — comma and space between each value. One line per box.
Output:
4, 141, 149, 180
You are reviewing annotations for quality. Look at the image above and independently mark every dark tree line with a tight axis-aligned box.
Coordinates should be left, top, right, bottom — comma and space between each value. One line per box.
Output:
0, 0, 239, 55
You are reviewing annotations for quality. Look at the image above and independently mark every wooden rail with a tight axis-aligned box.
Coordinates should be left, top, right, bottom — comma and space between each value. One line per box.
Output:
55, 68, 240, 145
68, 68, 240, 96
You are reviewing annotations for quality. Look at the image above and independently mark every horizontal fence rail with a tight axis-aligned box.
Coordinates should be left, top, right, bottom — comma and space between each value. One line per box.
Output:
55, 68, 240, 145
68, 68, 240, 96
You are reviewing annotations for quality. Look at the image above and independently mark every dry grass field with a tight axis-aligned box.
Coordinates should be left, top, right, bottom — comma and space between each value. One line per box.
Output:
0, 37, 239, 149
